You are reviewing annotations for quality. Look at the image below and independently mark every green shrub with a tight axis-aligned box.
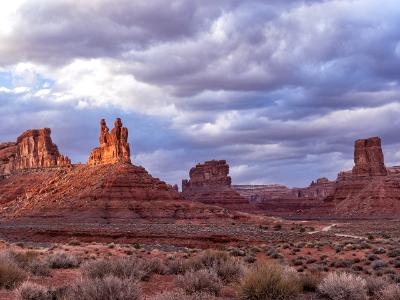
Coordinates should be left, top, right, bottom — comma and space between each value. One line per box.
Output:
239, 262, 301, 300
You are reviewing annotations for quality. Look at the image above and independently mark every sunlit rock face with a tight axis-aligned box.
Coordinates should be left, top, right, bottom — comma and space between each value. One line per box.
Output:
88, 118, 131, 166
0, 128, 71, 177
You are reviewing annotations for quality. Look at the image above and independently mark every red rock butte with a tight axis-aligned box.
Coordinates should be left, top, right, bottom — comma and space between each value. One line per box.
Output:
0, 128, 71, 177
182, 160, 254, 212
88, 118, 131, 165
0, 119, 247, 224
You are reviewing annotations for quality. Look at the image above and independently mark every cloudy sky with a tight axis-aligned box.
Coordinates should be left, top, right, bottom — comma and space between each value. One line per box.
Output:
1, 0, 400, 188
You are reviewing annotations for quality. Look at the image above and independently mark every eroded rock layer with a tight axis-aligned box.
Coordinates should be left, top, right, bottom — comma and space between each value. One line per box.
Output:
182, 160, 254, 212
88, 118, 131, 165
0, 163, 242, 223
233, 177, 336, 218
0, 129, 71, 177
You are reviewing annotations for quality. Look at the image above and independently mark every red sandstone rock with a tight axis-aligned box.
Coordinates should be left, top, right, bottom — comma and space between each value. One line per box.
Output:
233, 177, 336, 217
182, 160, 254, 212
88, 118, 131, 165
0, 163, 243, 223
0, 129, 71, 177
352, 137, 387, 176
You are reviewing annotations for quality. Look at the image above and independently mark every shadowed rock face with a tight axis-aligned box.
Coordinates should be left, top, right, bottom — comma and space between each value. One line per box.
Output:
88, 118, 131, 165
182, 160, 254, 212
0, 129, 71, 177
352, 137, 387, 176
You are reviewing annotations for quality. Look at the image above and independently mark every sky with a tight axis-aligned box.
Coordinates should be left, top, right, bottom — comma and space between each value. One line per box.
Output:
1, 0, 400, 188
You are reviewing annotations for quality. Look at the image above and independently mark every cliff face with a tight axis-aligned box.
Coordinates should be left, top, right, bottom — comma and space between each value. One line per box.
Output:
182, 160, 254, 212
352, 137, 387, 176
88, 118, 131, 165
0, 129, 71, 177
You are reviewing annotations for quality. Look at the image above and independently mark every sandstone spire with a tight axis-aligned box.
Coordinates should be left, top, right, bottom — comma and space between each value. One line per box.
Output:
88, 118, 131, 165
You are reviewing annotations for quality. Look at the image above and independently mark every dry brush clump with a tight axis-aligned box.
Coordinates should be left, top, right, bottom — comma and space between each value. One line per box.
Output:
46, 252, 80, 269
148, 288, 213, 300
15, 281, 50, 300
378, 284, 400, 300
65, 275, 141, 300
176, 268, 222, 296
317, 272, 367, 300
0, 252, 27, 290
239, 262, 302, 300
81, 256, 165, 281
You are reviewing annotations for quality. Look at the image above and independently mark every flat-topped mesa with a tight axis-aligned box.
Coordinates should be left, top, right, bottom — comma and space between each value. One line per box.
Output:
0, 128, 71, 177
182, 160, 254, 212
352, 137, 387, 176
88, 118, 131, 166
182, 160, 231, 191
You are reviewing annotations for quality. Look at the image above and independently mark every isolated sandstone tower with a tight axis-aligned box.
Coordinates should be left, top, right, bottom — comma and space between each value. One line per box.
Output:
352, 136, 387, 176
88, 118, 131, 165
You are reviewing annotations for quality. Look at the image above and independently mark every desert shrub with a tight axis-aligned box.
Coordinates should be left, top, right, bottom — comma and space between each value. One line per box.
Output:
185, 250, 243, 283
166, 259, 186, 275
372, 260, 388, 270
0, 252, 27, 289
47, 252, 79, 269
239, 262, 302, 300
378, 284, 400, 300
388, 249, 400, 258
10, 251, 39, 269
212, 257, 244, 283
317, 272, 367, 300
300, 272, 321, 292
65, 275, 141, 300
368, 254, 379, 261
81, 256, 164, 281
27, 260, 50, 276
373, 247, 386, 254
177, 268, 222, 296
15, 281, 50, 300
148, 289, 211, 300
365, 276, 389, 296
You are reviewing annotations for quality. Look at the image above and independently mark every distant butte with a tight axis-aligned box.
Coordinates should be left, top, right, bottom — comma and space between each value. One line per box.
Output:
182, 160, 255, 212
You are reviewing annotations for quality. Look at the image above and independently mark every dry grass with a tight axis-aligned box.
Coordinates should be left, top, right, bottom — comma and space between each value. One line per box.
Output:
239, 262, 302, 300
148, 288, 213, 300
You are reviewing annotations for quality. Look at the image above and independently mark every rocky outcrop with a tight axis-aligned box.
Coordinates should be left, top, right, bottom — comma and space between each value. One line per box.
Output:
182, 160, 254, 212
88, 118, 131, 166
352, 137, 387, 176
331, 137, 400, 217
0, 129, 71, 177
233, 177, 336, 218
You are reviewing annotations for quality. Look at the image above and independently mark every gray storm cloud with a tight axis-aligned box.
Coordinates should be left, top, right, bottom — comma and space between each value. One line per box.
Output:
0, 0, 399, 187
